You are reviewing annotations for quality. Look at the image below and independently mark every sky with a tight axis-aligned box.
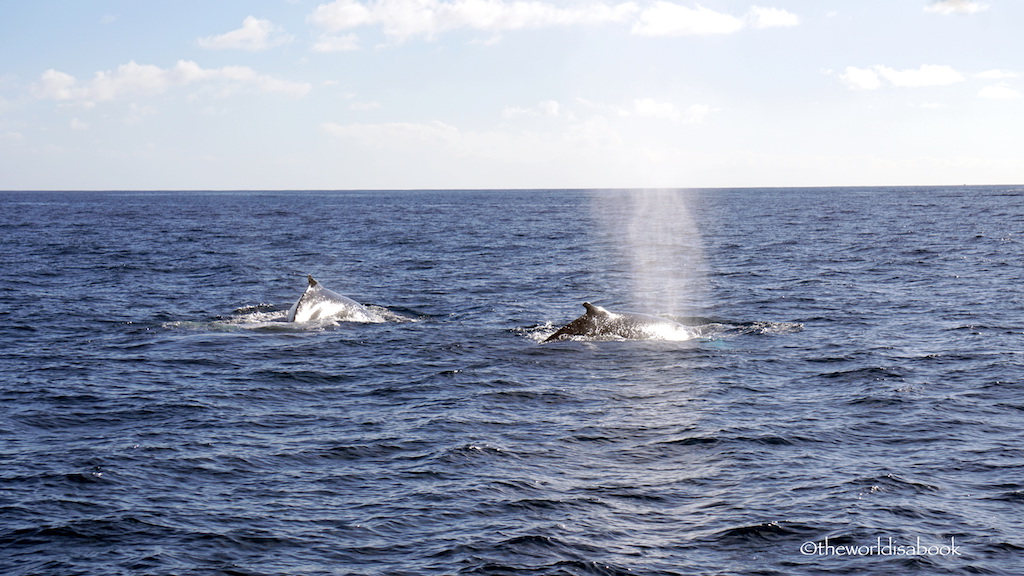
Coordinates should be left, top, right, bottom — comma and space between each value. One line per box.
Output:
1, 0, 1022, 190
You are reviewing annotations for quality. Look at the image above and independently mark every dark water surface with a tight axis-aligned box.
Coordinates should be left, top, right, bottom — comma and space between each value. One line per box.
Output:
2, 187, 1024, 575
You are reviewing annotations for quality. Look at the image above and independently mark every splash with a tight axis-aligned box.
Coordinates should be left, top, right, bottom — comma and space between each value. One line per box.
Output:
165, 303, 414, 333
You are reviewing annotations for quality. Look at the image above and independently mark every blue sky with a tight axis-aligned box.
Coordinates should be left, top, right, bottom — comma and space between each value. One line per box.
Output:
1, 0, 1021, 189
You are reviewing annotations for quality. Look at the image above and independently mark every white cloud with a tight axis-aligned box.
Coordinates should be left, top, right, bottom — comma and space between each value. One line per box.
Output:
632, 3, 743, 36
564, 115, 623, 148
70, 118, 88, 130
978, 83, 1021, 99
839, 64, 964, 89
537, 99, 560, 116
628, 98, 710, 123
309, 0, 797, 42
682, 103, 711, 122
630, 97, 673, 118
312, 33, 361, 52
1, 131, 25, 144
34, 69, 91, 101
977, 69, 1020, 80
839, 67, 882, 90
202, 64, 312, 96
629, 3, 796, 36
198, 16, 294, 51
125, 102, 157, 124
502, 99, 560, 118
32, 60, 311, 106
877, 64, 964, 87
502, 105, 531, 118
311, 0, 376, 32
924, 0, 989, 15
746, 6, 799, 29
311, 0, 636, 42
565, 95, 713, 125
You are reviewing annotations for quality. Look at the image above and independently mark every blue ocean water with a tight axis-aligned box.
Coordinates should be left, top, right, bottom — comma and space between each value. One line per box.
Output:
1, 187, 1023, 575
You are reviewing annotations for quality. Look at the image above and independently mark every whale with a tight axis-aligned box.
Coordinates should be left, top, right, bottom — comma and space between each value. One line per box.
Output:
287, 275, 386, 323
544, 302, 695, 342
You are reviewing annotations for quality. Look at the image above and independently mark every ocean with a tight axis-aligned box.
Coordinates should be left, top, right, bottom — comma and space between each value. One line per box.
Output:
2, 186, 1023, 575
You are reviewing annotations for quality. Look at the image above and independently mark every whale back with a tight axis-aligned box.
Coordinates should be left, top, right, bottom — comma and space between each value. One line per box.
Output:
543, 302, 600, 342
287, 275, 385, 323
544, 302, 693, 342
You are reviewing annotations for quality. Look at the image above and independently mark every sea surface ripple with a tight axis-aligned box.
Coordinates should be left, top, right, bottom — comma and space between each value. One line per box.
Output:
2, 187, 1023, 575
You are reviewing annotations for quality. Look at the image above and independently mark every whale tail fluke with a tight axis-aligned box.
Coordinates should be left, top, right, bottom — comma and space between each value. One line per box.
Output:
307, 275, 318, 287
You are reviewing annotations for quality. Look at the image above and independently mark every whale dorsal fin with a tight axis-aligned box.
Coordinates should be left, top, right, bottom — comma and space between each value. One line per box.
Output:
307, 275, 318, 287
583, 302, 608, 316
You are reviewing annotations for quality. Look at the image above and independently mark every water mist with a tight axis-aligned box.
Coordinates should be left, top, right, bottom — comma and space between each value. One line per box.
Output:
595, 189, 707, 318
